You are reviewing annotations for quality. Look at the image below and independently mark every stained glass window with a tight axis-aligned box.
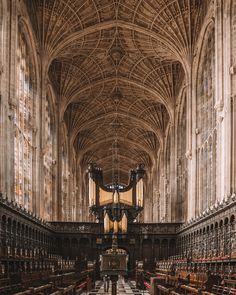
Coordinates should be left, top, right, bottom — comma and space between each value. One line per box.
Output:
43, 94, 53, 220
14, 31, 34, 211
197, 28, 216, 212
61, 145, 69, 220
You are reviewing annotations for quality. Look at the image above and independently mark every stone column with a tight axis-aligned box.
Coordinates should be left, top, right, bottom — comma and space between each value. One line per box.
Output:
152, 155, 159, 222
57, 110, 63, 221
0, 0, 6, 196
6, 0, 17, 201
158, 151, 165, 222
143, 171, 153, 223
168, 123, 176, 222
52, 105, 59, 221
76, 161, 82, 221
215, 0, 232, 201
230, 0, 236, 194
185, 64, 197, 220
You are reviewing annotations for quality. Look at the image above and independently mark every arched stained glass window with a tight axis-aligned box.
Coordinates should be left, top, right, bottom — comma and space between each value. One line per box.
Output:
43, 93, 53, 220
14, 30, 35, 210
196, 27, 216, 213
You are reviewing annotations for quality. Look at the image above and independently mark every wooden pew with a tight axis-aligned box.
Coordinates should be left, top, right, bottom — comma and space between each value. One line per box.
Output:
212, 286, 236, 295
166, 275, 178, 287
64, 285, 75, 295
0, 277, 10, 287
0, 283, 22, 294
157, 285, 170, 295
28, 283, 53, 294
180, 284, 199, 294
21, 272, 42, 288
229, 288, 236, 295
14, 290, 32, 295
57, 285, 75, 295
224, 279, 236, 289
49, 292, 61, 295
49, 274, 63, 287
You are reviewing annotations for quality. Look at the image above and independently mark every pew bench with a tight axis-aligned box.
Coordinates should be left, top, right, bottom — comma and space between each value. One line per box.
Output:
0, 283, 22, 294
56, 285, 75, 295
209, 285, 236, 295
28, 283, 53, 294
14, 290, 32, 295
0, 277, 10, 287
224, 280, 236, 289
180, 284, 199, 294
157, 284, 171, 295
49, 292, 61, 295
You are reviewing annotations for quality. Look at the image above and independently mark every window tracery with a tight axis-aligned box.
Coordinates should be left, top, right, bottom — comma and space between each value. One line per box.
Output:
14, 29, 35, 211
197, 27, 217, 213
43, 93, 54, 220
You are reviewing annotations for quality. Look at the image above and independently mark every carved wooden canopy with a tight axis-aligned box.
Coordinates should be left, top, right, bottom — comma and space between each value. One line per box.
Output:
24, 0, 209, 185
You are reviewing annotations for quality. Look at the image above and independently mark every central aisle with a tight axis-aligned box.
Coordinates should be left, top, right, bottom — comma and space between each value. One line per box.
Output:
89, 279, 150, 295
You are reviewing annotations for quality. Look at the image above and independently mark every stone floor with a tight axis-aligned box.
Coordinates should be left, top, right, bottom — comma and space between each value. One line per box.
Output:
87, 279, 149, 295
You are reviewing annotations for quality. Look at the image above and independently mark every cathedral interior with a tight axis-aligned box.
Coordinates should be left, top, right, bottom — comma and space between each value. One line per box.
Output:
0, 0, 236, 294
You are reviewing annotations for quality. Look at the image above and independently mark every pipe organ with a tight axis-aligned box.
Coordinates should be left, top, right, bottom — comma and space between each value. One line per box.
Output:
136, 178, 144, 207
88, 163, 145, 233
88, 176, 96, 207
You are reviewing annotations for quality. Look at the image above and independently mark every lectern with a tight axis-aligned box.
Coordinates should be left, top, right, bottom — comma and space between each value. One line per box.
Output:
101, 235, 128, 295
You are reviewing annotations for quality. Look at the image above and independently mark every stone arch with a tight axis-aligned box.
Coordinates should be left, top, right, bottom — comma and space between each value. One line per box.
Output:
14, 16, 41, 212
17, 16, 40, 102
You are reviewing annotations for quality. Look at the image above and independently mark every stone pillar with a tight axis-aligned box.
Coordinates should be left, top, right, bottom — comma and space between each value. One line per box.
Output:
57, 111, 63, 221
38, 61, 47, 219
159, 151, 165, 222
6, 0, 17, 201
230, 0, 236, 194
67, 145, 73, 221
143, 171, 153, 223
185, 59, 197, 220
0, 0, 6, 196
52, 102, 59, 221
168, 123, 176, 222
76, 162, 83, 221
215, 0, 232, 201
152, 156, 159, 222
186, 66, 197, 220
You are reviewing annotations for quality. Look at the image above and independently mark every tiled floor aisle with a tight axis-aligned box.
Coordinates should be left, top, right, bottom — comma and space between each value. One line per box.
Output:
88, 279, 149, 295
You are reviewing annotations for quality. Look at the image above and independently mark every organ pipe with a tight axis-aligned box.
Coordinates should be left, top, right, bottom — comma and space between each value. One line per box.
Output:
114, 220, 119, 233
104, 212, 110, 233
113, 190, 119, 204
136, 178, 143, 207
88, 176, 96, 207
121, 213, 127, 233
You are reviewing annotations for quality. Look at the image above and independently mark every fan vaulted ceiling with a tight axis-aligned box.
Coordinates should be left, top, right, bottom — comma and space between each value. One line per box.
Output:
24, 0, 209, 185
